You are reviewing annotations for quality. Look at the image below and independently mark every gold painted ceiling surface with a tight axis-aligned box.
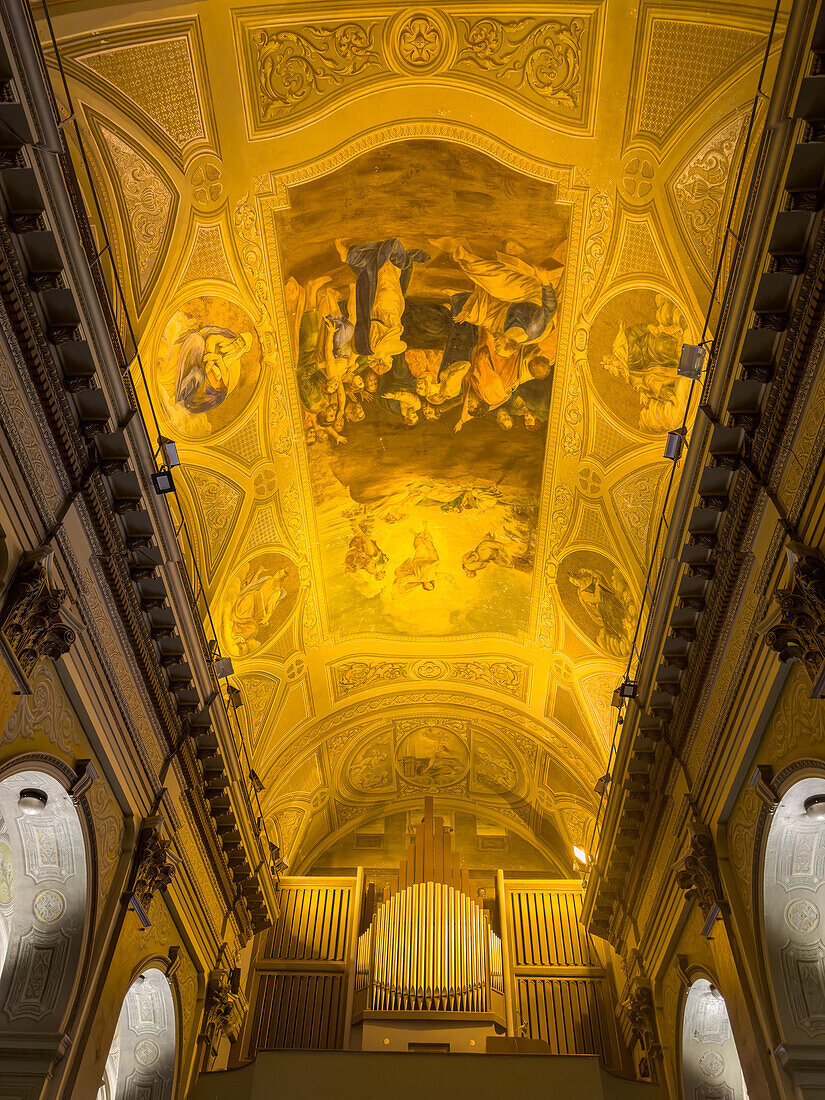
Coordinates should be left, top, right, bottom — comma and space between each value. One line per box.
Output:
46, 0, 781, 875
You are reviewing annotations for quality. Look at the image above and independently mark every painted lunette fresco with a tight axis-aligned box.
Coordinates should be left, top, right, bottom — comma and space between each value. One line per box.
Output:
274, 139, 569, 639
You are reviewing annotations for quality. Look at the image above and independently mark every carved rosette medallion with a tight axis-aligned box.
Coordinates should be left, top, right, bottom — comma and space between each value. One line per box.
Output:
386, 9, 455, 75
622, 151, 655, 200
698, 1051, 725, 1078
134, 1039, 160, 1066
412, 659, 447, 679
32, 888, 66, 924
786, 898, 820, 934
189, 158, 224, 209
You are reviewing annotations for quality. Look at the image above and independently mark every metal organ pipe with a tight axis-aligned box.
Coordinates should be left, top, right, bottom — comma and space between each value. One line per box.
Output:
358, 881, 501, 1014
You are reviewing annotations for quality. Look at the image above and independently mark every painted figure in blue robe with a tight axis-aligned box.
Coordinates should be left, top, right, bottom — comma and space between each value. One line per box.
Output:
335, 238, 429, 373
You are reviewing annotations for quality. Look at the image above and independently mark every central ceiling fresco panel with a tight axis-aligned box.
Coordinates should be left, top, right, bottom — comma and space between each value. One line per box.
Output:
272, 139, 569, 639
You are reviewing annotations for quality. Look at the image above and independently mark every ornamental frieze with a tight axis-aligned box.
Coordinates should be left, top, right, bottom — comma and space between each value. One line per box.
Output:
236, 7, 597, 136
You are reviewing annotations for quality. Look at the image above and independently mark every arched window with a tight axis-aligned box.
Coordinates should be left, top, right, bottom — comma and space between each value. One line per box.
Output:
97, 968, 176, 1100
762, 775, 825, 1042
0, 769, 88, 1043
681, 979, 749, 1100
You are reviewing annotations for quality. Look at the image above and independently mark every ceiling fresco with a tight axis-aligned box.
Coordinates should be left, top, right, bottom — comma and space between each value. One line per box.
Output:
45, 0, 783, 877
275, 138, 568, 640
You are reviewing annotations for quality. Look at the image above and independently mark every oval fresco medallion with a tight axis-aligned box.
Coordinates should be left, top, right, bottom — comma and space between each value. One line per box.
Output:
218, 551, 301, 658
348, 734, 395, 795
557, 550, 636, 657
395, 724, 469, 789
587, 288, 692, 434
472, 734, 520, 794
155, 295, 262, 440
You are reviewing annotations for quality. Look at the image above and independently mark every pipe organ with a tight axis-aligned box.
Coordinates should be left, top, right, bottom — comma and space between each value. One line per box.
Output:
355, 880, 504, 1016
242, 800, 620, 1062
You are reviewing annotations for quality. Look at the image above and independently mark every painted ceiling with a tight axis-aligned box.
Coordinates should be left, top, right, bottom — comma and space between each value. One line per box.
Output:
45, 0, 782, 876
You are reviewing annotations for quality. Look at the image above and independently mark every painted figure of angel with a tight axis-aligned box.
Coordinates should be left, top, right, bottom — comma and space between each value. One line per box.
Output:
393, 522, 440, 593
429, 236, 563, 355
171, 326, 253, 414
336, 237, 429, 375
344, 533, 388, 580
414, 357, 471, 405
223, 562, 289, 657
567, 566, 635, 657
462, 531, 532, 577
601, 294, 691, 432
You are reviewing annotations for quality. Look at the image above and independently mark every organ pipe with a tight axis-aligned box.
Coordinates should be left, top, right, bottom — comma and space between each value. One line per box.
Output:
359, 881, 501, 1013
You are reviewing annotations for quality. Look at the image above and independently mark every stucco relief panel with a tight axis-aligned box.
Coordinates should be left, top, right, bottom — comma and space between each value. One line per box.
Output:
235, 6, 600, 137
4, 927, 72, 1021
781, 941, 825, 1037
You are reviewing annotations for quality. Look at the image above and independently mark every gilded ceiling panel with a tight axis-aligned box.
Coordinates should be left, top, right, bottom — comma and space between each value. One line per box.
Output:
670, 111, 749, 275
238, 672, 280, 751
610, 463, 670, 570
628, 12, 764, 148
179, 465, 244, 582
85, 112, 177, 310
234, 5, 602, 138
48, 0, 781, 874
179, 224, 234, 288
57, 18, 217, 167
328, 655, 530, 703
267, 137, 571, 641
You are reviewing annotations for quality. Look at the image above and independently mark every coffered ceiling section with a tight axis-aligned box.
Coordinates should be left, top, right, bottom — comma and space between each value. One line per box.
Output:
46, 0, 782, 875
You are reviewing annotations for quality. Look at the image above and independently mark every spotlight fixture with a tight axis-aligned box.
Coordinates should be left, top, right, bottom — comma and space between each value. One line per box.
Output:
249, 769, 264, 794
151, 469, 175, 495
18, 788, 48, 814
593, 773, 611, 796
611, 689, 623, 709
158, 436, 180, 468
212, 657, 234, 679
804, 794, 825, 820
664, 428, 686, 461
226, 684, 243, 709
619, 680, 637, 699
573, 845, 588, 865
677, 343, 708, 380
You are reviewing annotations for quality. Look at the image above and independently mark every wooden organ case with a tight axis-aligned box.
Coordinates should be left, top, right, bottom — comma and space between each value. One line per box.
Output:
241, 799, 622, 1064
